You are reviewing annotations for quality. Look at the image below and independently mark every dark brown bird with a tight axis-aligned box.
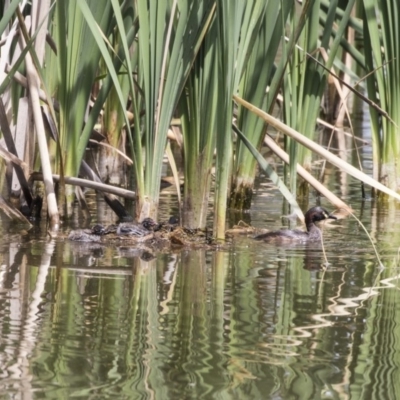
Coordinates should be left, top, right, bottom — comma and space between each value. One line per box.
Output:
254, 206, 337, 243
116, 217, 158, 236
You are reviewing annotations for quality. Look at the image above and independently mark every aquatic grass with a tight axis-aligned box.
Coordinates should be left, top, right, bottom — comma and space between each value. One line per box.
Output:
234, 95, 400, 202
213, 0, 242, 238
229, 0, 352, 212
230, 0, 292, 210
165, 141, 181, 217
2, 0, 399, 233
80, 0, 141, 198
4, 1, 136, 221
48, 0, 114, 217
232, 124, 304, 222
176, 3, 216, 229
282, 0, 356, 198
0, 0, 21, 36
282, 0, 318, 197
0, 3, 61, 224
305, 50, 394, 124
100, 73, 131, 184
362, 0, 400, 192
131, 0, 215, 220
89, 2, 133, 186
0, 99, 33, 205
179, 24, 218, 229
0, 0, 27, 98
213, 0, 269, 238
180, 0, 270, 232
262, 134, 350, 211
73, 0, 138, 220
9, 5, 61, 226
320, 0, 365, 70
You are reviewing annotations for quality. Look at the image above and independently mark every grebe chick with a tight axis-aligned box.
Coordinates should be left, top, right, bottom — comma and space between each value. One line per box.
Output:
116, 217, 158, 237
68, 224, 106, 242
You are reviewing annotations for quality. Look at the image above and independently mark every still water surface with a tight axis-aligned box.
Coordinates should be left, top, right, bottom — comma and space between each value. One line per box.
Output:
1, 183, 400, 399
1, 107, 400, 399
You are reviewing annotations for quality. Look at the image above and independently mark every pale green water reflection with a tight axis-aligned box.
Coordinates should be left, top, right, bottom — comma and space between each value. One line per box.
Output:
1, 198, 400, 399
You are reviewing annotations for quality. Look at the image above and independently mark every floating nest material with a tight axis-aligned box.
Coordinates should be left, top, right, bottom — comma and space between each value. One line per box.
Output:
225, 221, 268, 237
66, 222, 230, 254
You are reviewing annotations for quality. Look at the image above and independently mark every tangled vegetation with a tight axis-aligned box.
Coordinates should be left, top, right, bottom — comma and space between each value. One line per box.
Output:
0, 0, 399, 237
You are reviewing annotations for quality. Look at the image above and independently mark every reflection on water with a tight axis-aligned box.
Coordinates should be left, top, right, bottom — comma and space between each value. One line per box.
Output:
1, 201, 400, 399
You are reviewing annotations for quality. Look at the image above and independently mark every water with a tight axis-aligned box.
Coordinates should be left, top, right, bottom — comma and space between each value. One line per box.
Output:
3, 120, 400, 398
1, 187, 400, 399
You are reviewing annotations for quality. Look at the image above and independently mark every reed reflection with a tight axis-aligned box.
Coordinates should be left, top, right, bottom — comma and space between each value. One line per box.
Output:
0, 224, 399, 399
